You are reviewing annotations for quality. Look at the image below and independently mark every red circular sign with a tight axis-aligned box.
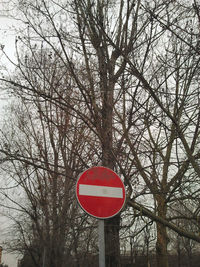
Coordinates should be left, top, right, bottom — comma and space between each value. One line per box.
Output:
76, 166, 126, 219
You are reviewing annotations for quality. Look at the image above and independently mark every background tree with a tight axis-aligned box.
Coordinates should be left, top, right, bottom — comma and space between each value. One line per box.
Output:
0, 49, 99, 267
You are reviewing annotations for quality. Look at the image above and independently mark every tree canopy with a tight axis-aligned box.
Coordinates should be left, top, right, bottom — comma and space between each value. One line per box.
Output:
1, 1, 200, 267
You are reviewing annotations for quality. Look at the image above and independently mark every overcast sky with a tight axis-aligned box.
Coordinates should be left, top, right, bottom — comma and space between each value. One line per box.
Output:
0, 1, 17, 110
0, 1, 20, 266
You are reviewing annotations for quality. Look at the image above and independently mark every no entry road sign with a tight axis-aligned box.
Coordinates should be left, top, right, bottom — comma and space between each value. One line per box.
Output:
76, 166, 126, 219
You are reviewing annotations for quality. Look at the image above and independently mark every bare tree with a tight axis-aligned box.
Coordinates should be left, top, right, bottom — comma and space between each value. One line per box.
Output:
0, 1, 144, 266
107, 1, 200, 267
0, 49, 99, 267
1, 1, 200, 267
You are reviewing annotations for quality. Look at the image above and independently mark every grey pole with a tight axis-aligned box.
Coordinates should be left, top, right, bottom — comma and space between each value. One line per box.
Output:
98, 219, 105, 267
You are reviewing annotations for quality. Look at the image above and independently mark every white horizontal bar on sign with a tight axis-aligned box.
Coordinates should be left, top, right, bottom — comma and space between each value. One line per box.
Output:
79, 184, 123, 198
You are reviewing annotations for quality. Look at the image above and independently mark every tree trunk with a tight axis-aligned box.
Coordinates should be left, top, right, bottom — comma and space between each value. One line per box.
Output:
101, 89, 121, 267
104, 215, 121, 267
177, 236, 181, 267
156, 197, 169, 267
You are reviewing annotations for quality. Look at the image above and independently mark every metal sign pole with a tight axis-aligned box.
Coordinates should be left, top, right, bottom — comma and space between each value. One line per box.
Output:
98, 219, 105, 267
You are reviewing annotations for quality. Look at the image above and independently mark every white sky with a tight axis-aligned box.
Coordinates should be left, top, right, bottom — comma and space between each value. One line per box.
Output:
0, 2, 20, 266
0, 1, 17, 65
0, 1, 17, 112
